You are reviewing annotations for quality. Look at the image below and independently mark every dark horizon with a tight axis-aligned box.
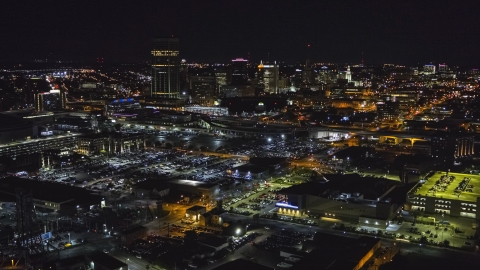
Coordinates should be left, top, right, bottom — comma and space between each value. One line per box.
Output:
1, 1, 479, 66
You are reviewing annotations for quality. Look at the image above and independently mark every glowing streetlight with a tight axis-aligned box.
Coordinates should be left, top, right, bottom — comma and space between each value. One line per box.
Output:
236, 228, 241, 235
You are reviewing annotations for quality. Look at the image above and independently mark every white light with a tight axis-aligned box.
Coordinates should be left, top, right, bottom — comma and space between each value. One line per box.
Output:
268, 138, 272, 142
236, 228, 241, 235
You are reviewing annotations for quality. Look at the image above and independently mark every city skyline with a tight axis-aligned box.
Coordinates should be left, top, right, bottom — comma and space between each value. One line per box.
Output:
1, 2, 480, 267
1, 1, 479, 66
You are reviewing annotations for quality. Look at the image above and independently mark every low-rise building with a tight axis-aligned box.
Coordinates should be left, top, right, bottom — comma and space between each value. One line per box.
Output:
77, 132, 146, 156
186, 205, 207, 222
233, 164, 269, 179
168, 180, 220, 199
277, 174, 410, 227
294, 233, 381, 270
213, 258, 273, 270
0, 176, 102, 215
120, 226, 147, 246
87, 251, 128, 270
407, 172, 480, 220
198, 236, 229, 252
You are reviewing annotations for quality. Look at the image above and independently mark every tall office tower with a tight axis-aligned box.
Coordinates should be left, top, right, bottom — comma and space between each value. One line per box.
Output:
151, 38, 180, 98
431, 133, 474, 165
257, 61, 279, 94
214, 68, 229, 95
34, 89, 66, 112
302, 59, 313, 84
190, 74, 217, 106
345, 66, 352, 82
230, 58, 249, 85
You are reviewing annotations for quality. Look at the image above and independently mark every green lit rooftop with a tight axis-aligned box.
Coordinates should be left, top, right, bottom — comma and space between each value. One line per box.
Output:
414, 172, 480, 203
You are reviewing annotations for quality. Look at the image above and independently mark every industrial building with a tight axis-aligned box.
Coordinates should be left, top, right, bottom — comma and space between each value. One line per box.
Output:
277, 174, 411, 227
293, 233, 381, 270
0, 176, 102, 215
0, 113, 37, 144
167, 179, 220, 199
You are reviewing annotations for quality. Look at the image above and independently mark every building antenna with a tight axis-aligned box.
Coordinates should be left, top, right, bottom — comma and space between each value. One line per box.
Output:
362, 52, 364, 65
307, 44, 311, 60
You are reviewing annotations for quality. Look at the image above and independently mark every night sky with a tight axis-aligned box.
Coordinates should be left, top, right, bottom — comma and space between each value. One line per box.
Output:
1, 0, 479, 65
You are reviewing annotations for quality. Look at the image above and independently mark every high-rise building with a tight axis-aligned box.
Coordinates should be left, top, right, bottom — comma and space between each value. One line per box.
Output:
345, 66, 352, 82
302, 59, 313, 83
431, 133, 474, 165
151, 38, 180, 98
423, 64, 436, 75
257, 61, 279, 94
230, 58, 249, 85
376, 101, 399, 121
214, 69, 229, 94
190, 75, 217, 106
34, 90, 66, 112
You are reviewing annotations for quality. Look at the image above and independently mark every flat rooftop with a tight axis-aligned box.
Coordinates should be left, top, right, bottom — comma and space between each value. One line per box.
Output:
0, 176, 101, 204
213, 259, 273, 270
415, 172, 480, 202
168, 179, 218, 189
88, 251, 127, 269
280, 174, 401, 201
0, 133, 79, 148
235, 164, 269, 174
294, 233, 379, 270
187, 205, 206, 212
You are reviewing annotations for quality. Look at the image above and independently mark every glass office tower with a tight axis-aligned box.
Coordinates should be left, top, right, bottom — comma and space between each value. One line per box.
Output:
151, 38, 180, 98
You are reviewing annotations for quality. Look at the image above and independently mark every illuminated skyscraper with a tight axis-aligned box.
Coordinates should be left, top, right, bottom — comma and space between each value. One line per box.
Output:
345, 66, 352, 82
258, 61, 279, 94
151, 38, 180, 98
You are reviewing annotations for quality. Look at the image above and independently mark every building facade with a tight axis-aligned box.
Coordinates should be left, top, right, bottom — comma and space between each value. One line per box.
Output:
257, 62, 279, 94
376, 101, 400, 121
151, 38, 180, 98
190, 75, 217, 106
34, 90, 66, 112
431, 133, 474, 165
